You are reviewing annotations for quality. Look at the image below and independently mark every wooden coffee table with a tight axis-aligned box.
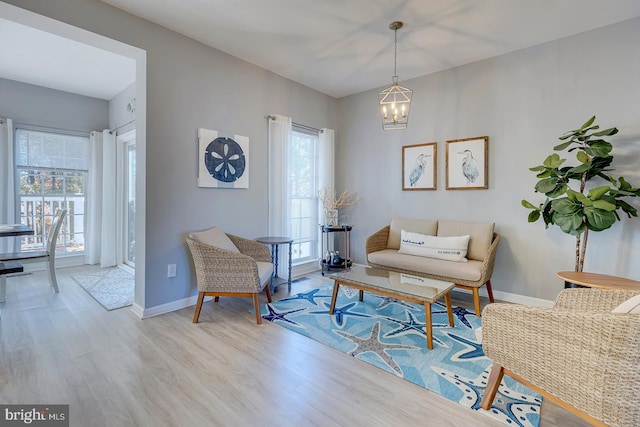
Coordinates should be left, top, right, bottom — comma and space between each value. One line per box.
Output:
329, 265, 455, 349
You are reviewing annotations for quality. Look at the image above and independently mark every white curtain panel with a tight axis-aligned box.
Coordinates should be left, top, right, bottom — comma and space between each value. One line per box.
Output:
85, 131, 104, 264
318, 128, 336, 258
268, 114, 292, 275
101, 130, 117, 267
0, 118, 16, 253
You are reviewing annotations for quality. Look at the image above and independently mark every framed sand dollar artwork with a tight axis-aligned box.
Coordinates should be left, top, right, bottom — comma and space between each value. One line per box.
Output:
198, 128, 249, 188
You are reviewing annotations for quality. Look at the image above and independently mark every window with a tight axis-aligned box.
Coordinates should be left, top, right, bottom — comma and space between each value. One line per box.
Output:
15, 128, 89, 254
289, 127, 318, 264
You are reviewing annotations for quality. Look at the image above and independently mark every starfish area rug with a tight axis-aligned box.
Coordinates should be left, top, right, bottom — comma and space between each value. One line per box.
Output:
260, 285, 542, 427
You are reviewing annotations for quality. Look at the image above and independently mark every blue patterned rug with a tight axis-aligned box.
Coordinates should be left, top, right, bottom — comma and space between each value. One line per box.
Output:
260, 285, 541, 427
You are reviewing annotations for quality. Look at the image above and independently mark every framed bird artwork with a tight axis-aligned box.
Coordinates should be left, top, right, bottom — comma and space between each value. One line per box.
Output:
402, 142, 437, 190
446, 136, 488, 190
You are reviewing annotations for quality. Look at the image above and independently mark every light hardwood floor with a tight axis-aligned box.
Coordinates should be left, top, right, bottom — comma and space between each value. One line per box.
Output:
0, 266, 588, 427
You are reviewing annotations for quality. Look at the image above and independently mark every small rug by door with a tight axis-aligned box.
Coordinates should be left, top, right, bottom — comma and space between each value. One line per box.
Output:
260, 285, 541, 427
73, 267, 134, 311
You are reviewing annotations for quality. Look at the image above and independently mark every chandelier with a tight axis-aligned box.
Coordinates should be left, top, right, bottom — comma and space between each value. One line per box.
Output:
379, 21, 412, 130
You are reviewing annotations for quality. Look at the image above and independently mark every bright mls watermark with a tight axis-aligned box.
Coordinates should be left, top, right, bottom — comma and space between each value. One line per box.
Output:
1, 405, 68, 426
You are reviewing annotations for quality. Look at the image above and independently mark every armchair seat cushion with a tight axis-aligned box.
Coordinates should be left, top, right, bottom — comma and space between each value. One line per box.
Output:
257, 261, 274, 287
367, 249, 483, 281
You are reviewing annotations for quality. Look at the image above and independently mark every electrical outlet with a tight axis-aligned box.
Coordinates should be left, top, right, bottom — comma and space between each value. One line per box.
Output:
167, 264, 177, 278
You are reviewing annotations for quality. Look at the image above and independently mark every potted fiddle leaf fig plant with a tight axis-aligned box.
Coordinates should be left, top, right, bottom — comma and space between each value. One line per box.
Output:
522, 116, 640, 272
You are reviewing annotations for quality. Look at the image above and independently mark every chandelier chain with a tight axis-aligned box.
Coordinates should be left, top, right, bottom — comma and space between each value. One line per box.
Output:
393, 27, 398, 78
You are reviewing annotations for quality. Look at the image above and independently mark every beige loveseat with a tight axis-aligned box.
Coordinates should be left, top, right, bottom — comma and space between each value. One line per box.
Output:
366, 218, 500, 316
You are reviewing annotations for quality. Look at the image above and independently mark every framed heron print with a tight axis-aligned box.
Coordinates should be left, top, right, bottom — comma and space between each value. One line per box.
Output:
446, 136, 488, 190
402, 142, 437, 190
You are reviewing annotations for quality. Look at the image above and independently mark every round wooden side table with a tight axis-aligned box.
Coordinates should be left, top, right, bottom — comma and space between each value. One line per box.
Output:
557, 271, 640, 290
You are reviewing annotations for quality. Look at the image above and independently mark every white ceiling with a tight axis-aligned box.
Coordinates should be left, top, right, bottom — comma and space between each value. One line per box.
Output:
0, 16, 135, 100
98, 0, 640, 98
2, 0, 640, 100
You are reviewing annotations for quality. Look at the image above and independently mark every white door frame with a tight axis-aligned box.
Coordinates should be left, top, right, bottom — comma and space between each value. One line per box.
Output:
116, 129, 136, 271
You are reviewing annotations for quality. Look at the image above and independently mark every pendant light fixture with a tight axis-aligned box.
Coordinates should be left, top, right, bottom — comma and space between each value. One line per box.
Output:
379, 21, 412, 130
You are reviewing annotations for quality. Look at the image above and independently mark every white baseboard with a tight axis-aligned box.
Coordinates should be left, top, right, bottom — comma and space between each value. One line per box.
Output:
130, 302, 145, 318
451, 287, 554, 307
133, 294, 214, 319
292, 262, 319, 278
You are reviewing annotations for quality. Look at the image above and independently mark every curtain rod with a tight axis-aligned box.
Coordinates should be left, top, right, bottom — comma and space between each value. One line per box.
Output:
266, 115, 323, 133
110, 119, 136, 134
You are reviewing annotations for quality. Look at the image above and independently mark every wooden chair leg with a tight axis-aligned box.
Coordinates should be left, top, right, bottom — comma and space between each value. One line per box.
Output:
253, 293, 262, 324
214, 296, 219, 302
265, 282, 272, 303
485, 280, 495, 302
473, 288, 482, 317
192, 291, 205, 323
481, 362, 504, 410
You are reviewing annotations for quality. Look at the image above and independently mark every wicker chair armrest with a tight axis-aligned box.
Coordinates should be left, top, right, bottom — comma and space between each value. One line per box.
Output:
366, 225, 390, 257
476, 232, 500, 284
227, 234, 271, 263
186, 237, 262, 292
554, 288, 640, 312
482, 302, 640, 425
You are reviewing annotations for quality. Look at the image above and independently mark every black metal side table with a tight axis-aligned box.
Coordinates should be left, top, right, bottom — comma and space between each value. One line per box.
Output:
320, 225, 353, 276
256, 236, 293, 293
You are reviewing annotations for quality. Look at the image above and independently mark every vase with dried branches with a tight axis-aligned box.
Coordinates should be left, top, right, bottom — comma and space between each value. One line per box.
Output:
319, 188, 361, 226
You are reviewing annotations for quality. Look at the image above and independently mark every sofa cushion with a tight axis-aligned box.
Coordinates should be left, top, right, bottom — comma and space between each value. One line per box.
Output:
398, 230, 469, 262
367, 249, 483, 282
388, 218, 438, 250
437, 220, 494, 261
189, 226, 240, 253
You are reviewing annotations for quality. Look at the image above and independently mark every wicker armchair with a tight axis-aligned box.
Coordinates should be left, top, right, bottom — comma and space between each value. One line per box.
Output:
481, 288, 640, 427
186, 230, 273, 324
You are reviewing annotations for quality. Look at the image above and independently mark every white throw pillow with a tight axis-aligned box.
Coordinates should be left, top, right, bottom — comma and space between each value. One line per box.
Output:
398, 229, 469, 262
190, 226, 240, 253
612, 294, 640, 314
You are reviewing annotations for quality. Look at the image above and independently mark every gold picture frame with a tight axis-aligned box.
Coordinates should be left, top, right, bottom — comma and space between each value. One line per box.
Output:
402, 142, 437, 190
446, 136, 488, 190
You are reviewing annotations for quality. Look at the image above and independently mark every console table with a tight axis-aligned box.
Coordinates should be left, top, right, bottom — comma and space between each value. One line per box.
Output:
256, 236, 293, 293
557, 271, 640, 290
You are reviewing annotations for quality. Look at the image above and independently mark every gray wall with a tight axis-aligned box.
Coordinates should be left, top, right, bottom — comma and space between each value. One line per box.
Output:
0, 77, 109, 132
6, 0, 338, 309
109, 82, 136, 133
337, 18, 640, 301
